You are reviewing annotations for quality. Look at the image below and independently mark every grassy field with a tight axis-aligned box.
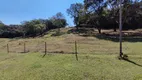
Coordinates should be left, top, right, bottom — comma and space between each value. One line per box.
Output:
0, 53, 142, 80
0, 28, 142, 80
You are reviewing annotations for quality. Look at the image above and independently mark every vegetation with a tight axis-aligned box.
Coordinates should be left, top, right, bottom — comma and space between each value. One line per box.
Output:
49, 12, 68, 35
0, 29, 142, 80
0, 0, 142, 80
67, 3, 84, 30
0, 53, 142, 80
0, 1, 142, 38
67, 0, 142, 33
0, 12, 67, 38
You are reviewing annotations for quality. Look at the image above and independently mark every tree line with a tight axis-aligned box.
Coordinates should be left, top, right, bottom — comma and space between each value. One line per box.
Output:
0, 0, 142, 38
0, 12, 67, 38
67, 0, 142, 33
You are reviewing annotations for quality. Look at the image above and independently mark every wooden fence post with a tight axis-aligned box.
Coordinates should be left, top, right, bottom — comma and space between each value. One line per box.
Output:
24, 42, 26, 53
43, 42, 47, 58
75, 41, 78, 61
7, 44, 9, 53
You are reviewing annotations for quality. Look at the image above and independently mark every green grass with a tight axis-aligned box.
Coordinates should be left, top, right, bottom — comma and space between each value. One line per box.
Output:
0, 28, 142, 80
0, 53, 142, 80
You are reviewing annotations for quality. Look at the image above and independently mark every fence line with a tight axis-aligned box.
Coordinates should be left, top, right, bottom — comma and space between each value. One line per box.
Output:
7, 44, 9, 53
1, 40, 125, 55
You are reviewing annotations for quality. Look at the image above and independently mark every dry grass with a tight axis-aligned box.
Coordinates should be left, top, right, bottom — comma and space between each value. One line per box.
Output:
0, 28, 141, 55
0, 34, 119, 54
0, 28, 142, 80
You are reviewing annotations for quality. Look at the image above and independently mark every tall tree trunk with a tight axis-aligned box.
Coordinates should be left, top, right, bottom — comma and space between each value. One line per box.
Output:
113, 28, 117, 32
76, 25, 79, 31
76, 26, 78, 31
98, 28, 101, 34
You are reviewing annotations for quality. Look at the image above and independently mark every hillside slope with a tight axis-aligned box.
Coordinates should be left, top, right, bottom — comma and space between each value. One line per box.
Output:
0, 28, 142, 80
0, 28, 142, 55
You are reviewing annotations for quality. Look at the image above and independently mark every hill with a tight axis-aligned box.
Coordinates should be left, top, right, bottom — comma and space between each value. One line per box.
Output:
0, 28, 142, 80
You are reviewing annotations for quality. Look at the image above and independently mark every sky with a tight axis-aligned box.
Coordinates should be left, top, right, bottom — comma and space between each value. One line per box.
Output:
0, 0, 83, 26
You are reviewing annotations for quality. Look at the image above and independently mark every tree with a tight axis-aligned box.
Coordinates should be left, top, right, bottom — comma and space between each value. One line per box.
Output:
83, 0, 142, 33
0, 22, 24, 38
107, 0, 142, 30
67, 3, 84, 30
44, 20, 53, 30
22, 19, 46, 37
84, 0, 108, 33
122, 0, 142, 29
50, 12, 67, 28
0, 21, 5, 29
49, 12, 67, 35
36, 19, 53, 30
0, 21, 5, 36
107, 0, 119, 32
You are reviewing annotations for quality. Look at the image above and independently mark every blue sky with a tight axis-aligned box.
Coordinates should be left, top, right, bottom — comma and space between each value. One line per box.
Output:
0, 0, 83, 26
